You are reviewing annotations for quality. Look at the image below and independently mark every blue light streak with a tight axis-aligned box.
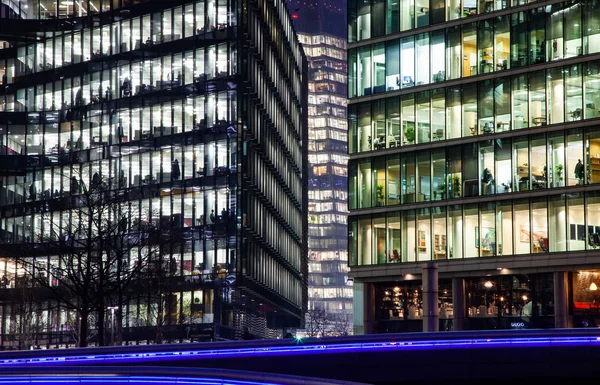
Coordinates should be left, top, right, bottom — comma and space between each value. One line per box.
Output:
1, 335, 600, 368
0, 376, 283, 385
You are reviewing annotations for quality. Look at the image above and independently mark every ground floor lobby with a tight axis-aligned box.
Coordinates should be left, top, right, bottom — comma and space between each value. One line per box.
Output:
354, 269, 600, 334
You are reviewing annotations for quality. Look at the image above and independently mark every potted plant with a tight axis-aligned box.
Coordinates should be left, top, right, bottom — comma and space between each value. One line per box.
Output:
452, 176, 461, 197
436, 183, 446, 200
376, 185, 385, 206
404, 125, 415, 144
555, 164, 564, 187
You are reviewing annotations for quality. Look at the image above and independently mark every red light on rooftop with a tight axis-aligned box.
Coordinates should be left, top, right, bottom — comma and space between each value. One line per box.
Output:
292, 13, 299, 19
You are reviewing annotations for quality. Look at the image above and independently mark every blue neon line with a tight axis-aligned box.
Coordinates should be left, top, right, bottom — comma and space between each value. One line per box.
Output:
0, 377, 290, 385
1, 336, 600, 368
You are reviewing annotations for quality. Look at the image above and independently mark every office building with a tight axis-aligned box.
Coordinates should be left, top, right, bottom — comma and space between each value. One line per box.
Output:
0, 0, 307, 348
347, 0, 600, 333
287, 0, 353, 335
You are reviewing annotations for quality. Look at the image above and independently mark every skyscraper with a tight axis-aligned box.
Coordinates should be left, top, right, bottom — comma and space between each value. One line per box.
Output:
347, 0, 600, 333
0, 0, 307, 348
287, 0, 353, 336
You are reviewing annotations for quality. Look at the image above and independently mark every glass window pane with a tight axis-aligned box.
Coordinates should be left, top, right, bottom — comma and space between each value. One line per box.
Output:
402, 153, 416, 203
529, 8, 546, 64
588, 128, 600, 184
514, 136, 530, 192
549, 195, 566, 252
432, 149, 446, 200
447, 27, 462, 80
446, 87, 461, 139
417, 150, 431, 201
584, 0, 600, 54
373, 99, 385, 150
416, 91, 430, 144
387, 212, 402, 262
529, 71, 546, 127
358, 102, 371, 152
400, 0, 415, 31
417, 208, 431, 261
494, 16, 510, 70
464, 204, 478, 258
372, 43, 386, 94
495, 137, 512, 193
584, 62, 600, 119
548, 132, 565, 188
478, 20, 494, 74
512, 74, 528, 130
358, 0, 371, 40
531, 199, 548, 254
587, 192, 600, 250
402, 94, 415, 145
431, 89, 445, 141
547, 67, 564, 125
433, 207, 447, 260
565, 64, 583, 121
387, 155, 401, 205
496, 201, 512, 256
386, 0, 400, 34
385, 40, 400, 92
567, 193, 585, 251
480, 203, 496, 257
358, 217, 373, 265
374, 157, 386, 206
463, 23, 477, 77
357, 46, 371, 96
374, 215, 386, 264
510, 11, 527, 68
415, 33, 429, 86
567, 129, 585, 186
402, 210, 416, 261
386, 97, 401, 149
564, 3, 582, 58
448, 205, 462, 259
547, 4, 564, 61
431, 31, 446, 83
400, 37, 415, 88
513, 200, 530, 255
358, 159, 372, 208
372, 0, 385, 37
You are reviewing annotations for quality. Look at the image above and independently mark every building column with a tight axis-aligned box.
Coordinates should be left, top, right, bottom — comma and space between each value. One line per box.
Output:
452, 277, 467, 331
554, 271, 569, 329
422, 262, 438, 332
364, 282, 377, 334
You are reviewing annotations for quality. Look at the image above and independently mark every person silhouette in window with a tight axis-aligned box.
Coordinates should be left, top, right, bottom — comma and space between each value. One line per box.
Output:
575, 159, 584, 184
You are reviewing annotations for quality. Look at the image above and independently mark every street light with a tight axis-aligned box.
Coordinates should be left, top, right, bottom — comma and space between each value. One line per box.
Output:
107, 306, 119, 346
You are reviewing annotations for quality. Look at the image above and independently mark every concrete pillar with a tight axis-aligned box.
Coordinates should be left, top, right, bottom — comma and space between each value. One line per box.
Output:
554, 271, 569, 329
452, 277, 467, 331
422, 262, 439, 332
364, 283, 377, 334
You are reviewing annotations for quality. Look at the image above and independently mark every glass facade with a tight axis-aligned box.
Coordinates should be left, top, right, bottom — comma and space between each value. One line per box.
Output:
348, 0, 600, 334
298, 32, 353, 335
0, 0, 307, 348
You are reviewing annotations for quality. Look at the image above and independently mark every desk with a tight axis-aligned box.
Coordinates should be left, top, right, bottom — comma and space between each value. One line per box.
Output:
434, 251, 447, 260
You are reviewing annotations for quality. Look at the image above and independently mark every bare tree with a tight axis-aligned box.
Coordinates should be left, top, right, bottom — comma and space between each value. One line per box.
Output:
329, 312, 353, 337
303, 308, 353, 338
304, 307, 329, 337
13, 174, 169, 347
